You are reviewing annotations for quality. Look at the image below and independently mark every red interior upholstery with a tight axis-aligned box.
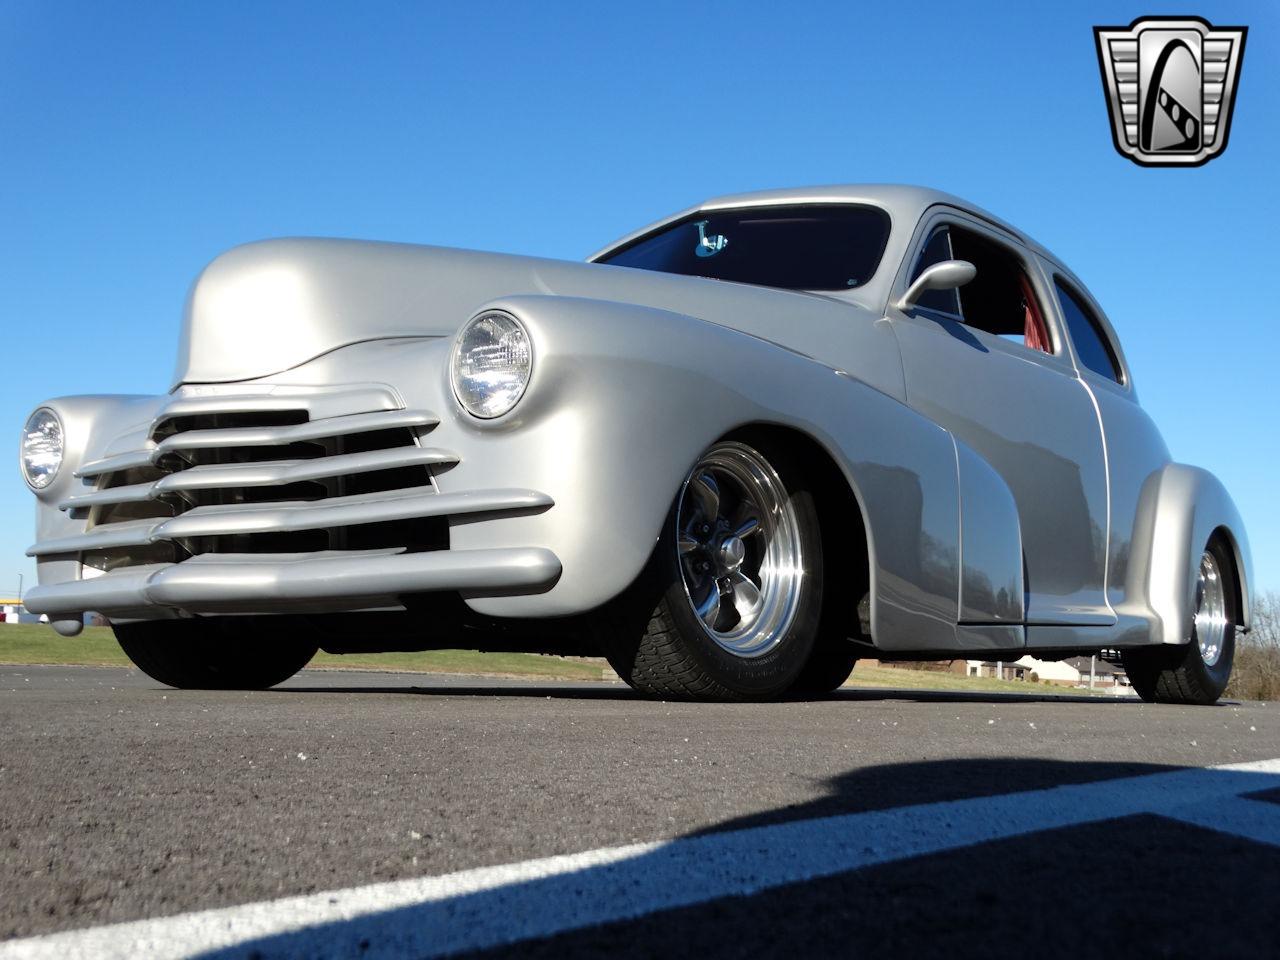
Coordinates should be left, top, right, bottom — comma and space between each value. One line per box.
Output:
1020, 274, 1051, 353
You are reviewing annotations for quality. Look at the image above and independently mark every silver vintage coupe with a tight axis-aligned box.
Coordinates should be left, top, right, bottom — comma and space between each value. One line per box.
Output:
20, 186, 1252, 703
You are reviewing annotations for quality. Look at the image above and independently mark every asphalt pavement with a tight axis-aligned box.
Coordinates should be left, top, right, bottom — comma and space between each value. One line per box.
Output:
2, 664, 1278, 958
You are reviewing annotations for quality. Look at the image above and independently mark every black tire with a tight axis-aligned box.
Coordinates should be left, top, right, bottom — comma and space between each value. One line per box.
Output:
114, 617, 318, 690
1123, 539, 1237, 705
596, 438, 824, 702
790, 644, 858, 694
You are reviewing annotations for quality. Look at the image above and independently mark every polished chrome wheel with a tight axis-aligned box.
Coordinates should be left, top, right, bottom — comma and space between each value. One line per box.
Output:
597, 436, 824, 700
1194, 550, 1229, 668
674, 442, 804, 658
1122, 539, 1237, 706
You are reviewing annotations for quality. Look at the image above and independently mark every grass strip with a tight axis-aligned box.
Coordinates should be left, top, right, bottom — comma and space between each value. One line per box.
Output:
1, 623, 1118, 695
0, 623, 605, 680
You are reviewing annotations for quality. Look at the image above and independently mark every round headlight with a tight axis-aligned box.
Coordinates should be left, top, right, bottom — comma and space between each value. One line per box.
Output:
450, 311, 533, 419
21, 407, 64, 490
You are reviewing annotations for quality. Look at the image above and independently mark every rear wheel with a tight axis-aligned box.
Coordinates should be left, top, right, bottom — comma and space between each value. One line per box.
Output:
114, 618, 318, 690
1123, 540, 1237, 705
597, 439, 823, 701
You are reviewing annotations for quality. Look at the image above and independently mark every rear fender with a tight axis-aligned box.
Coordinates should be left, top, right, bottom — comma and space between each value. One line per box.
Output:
1118, 463, 1253, 643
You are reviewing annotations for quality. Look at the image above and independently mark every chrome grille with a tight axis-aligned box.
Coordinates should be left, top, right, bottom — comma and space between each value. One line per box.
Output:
24, 385, 561, 617
54, 402, 459, 570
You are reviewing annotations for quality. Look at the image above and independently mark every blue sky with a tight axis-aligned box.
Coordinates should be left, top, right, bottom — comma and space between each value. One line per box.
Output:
2, 1, 1276, 601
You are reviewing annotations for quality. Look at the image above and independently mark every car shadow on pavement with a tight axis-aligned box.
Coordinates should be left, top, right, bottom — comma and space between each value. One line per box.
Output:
819, 687, 1139, 705
275, 681, 640, 700
192, 756, 1280, 960
271, 680, 1142, 706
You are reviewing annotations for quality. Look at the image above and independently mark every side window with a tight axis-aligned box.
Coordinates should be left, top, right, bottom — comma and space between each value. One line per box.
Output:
910, 227, 962, 316
946, 226, 1053, 354
1054, 280, 1122, 383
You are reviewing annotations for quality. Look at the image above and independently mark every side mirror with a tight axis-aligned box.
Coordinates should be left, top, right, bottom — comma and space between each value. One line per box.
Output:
894, 259, 977, 312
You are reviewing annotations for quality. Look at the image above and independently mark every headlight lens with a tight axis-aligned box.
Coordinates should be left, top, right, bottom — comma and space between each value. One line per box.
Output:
21, 408, 64, 489
450, 311, 533, 419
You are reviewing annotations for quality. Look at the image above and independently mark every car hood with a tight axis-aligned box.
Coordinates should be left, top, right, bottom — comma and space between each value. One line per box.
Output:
176, 237, 882, 386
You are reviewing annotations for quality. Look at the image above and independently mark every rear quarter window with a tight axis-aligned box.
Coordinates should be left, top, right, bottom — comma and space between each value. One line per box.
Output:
1054, 279, 1123, 383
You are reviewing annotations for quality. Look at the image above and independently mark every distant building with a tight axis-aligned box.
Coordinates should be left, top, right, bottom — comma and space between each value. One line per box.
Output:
963, 655, 1130, 690
966, 660, 1033, 681
1015, 656, 1081, 684
1059, 656, 1127, 689
0, 598, 43, 624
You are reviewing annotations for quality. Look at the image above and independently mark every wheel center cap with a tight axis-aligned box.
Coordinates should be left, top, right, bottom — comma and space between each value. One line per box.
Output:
718, 536, 746, 573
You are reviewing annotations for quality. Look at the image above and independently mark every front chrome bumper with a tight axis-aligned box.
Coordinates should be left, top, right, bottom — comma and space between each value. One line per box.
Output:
23, 547, 561, 619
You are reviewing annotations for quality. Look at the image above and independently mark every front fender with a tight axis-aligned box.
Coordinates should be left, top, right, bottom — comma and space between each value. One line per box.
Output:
25, 394, 166, 541
434, 295, 965, 648
1119, 463, 1254, 644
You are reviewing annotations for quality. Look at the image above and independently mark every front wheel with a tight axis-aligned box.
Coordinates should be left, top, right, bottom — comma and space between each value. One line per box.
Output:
114, 618, 318, 690
790, 644, 858, 693
1123, 541, 1237, 705
597, 439, 824, 701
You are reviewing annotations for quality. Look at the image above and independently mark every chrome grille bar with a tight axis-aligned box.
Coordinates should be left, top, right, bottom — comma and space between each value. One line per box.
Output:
59, 481, 156, 511
153, 409, 438, 456
76, 409, 439, 478
157, 488, 552, 540
75, 449, 156, 479
60, 446, 460, 511
30, 518, 162, 556
29, 488, 552, 557
149, 383, 403, 429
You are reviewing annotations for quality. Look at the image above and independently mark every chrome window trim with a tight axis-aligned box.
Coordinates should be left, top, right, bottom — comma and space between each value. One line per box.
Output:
892, 208, 1070, 369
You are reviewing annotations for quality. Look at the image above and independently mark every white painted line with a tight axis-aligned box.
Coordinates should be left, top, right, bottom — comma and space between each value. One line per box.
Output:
3, 758, 1278, 960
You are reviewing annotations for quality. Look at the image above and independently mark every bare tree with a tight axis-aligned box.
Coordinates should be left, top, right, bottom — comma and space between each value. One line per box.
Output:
1226, 589, 1280, 701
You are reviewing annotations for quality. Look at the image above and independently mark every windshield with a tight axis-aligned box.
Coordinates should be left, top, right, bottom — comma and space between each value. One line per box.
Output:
597, 204, 891, 292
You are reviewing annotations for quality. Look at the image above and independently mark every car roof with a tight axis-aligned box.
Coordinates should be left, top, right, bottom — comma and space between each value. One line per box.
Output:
586, 184, 1132, 392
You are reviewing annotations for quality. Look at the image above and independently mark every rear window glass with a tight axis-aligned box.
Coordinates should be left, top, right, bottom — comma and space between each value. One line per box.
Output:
599, 204, 892, 292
